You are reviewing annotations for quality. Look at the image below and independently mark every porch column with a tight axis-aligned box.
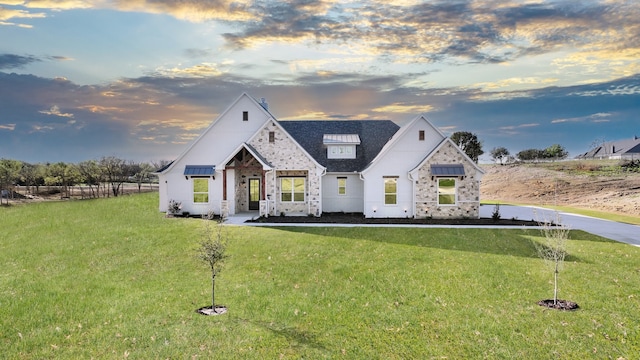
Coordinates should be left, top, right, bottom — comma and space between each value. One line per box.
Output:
261, 170, 266, 200
222, 169, 227, 201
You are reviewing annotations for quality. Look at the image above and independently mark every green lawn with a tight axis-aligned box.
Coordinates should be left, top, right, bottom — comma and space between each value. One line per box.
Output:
1, 193, 639, 359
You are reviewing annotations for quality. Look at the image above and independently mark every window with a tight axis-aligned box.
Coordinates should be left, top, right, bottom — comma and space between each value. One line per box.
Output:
438, 178, 456, 205
269, 131, 275, 143
337, 177, 347, 195
328, 145, 356, 159
242, 111, 249, 121
281, 177, 305, 202
384, 176, 398, 205
193, 178, 209, 203
419, 130, 425, 141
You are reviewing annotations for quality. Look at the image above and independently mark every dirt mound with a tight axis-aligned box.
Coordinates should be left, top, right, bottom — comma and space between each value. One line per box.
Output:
480, 164, 640, 217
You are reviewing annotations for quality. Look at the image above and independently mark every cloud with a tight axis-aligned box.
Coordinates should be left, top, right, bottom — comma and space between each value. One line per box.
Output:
472, 77, 558, 91
39, 105, 74, 118
0, 123, 16, 130
4, 0, 640, 71
0, 5, 46, 27
0, 53, 74, 70
0, 53, 40, 69
551, 112, 613, 124
151, 63, 225, 78
372, 103, 435, 114
500, 123, 540, 130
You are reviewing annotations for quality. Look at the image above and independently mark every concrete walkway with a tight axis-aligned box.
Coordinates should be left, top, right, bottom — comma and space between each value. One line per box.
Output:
225, 206, 640, 247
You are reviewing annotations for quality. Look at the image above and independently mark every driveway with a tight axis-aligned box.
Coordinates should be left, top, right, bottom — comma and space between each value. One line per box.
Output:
480, 204, 640, 247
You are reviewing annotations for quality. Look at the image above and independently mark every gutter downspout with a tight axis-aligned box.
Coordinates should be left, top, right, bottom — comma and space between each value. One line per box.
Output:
408, 171, 417, 219
359, 172, 367, 217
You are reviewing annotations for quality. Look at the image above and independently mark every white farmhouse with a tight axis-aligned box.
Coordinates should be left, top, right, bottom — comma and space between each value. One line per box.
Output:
157, 93, 484, 219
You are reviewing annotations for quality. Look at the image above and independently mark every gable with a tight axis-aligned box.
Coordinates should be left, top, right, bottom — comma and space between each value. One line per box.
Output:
248, 119, 325, 172
410, 138, 485, 179
361, 114, 446, 176
279, 120, 399, 172
159, 93, 274, 174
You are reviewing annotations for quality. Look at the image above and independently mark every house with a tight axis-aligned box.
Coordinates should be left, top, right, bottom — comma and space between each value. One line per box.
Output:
576, 137, 640, 160
157, 93, 484, 219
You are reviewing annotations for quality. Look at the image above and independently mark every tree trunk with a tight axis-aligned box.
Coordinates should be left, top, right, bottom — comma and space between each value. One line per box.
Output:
554, 263, 559, 305
211, 276, 216, 313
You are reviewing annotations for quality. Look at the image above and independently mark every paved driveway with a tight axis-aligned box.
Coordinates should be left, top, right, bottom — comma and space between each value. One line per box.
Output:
480, 204, 640, 247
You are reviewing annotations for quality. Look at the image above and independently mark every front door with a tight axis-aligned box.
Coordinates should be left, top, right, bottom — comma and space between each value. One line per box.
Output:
248, 178, 260, 210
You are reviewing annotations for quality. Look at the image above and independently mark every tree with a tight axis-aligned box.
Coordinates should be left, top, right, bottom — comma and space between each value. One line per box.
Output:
77, 160, 104, 198
544, 144, 568, 161
517, 148, 545, 162
490, 147, 510, 165
535, 211, 573, 308
196, 214, 229, 315
130, 161, 154, 192
0, 159, 22, 204
19, 162, 45, 195
45, 162, 81, 199
450, 131, 484, 163
100, 156, 128, 197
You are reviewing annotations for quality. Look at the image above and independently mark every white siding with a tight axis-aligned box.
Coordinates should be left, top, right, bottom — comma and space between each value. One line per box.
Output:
362, 116, 444, 218
159, 94, 272, 215
321, 174, 364, 213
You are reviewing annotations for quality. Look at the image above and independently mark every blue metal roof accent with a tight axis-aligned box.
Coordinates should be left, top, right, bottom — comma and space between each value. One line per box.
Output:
184, 165, 215, 176
431, 164, 465, 176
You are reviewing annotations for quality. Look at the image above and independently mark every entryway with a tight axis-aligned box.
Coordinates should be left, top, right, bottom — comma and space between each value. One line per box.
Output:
248, 178, 260, 211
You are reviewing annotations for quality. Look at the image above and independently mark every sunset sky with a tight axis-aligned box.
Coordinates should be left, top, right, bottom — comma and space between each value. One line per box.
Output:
1, 0, 639, 164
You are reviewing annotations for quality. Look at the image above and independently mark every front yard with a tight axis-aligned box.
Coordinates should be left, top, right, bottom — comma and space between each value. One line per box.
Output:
1, 193, 638, 358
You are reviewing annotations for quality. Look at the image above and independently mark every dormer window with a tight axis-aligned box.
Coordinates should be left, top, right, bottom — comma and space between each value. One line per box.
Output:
324, 134, 360, 159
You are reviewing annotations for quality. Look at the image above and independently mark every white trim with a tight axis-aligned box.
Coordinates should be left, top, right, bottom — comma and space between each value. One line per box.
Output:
437, 177, 457, 206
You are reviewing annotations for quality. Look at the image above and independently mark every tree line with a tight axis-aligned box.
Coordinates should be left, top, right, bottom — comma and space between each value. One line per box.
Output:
0, 156, 170, 203
490, 144, 569, 164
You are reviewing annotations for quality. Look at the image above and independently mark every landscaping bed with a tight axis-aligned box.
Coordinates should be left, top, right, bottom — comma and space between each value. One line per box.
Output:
248, 212, 539, 226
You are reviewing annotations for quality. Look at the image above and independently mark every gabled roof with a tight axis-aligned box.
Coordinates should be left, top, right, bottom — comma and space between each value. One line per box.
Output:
219, 142, 273, 170
409, 138, 486, 177
577, 137, 640, 158
279, 120, 400, 172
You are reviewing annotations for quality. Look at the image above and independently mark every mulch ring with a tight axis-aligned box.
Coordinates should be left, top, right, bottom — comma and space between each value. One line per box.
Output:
538, 299, 579, 311
196, 305, 228, 316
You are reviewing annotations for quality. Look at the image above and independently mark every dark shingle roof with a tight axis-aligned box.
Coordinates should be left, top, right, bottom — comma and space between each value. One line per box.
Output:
279, 120, 400, 172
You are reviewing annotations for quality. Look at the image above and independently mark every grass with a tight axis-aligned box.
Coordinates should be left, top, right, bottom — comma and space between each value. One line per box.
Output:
1, 193, 640, 358
525, 159, 640, 175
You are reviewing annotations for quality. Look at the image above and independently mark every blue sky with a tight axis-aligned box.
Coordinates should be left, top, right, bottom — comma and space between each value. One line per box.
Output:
1, 0, 639, 163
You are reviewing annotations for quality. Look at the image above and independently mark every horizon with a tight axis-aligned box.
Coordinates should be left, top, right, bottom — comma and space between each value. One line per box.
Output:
1, 0, 639, 164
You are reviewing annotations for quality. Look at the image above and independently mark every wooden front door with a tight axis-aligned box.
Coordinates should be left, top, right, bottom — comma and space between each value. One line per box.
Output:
248, 178, 260, 210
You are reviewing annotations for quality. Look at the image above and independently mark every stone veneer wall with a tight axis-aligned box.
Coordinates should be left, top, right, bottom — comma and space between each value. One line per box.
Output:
249, 122, 322, 216
414, 141, 481, 219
